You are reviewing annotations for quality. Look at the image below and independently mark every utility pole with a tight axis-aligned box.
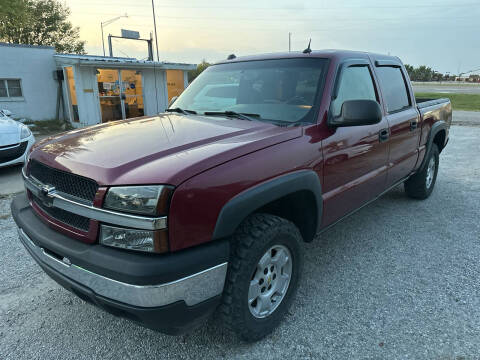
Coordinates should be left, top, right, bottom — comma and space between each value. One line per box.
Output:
100, 14, 128, 56
152, 0, 160, 61
288, 32, 291, 52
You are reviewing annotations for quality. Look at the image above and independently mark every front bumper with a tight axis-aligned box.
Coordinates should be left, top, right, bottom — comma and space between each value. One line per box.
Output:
11, 194, 229, 334
0, 135, 35, 168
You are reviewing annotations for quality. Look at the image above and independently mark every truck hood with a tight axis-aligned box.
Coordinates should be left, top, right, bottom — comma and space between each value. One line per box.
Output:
0, 118, 20, 146
31, 114, 302, 186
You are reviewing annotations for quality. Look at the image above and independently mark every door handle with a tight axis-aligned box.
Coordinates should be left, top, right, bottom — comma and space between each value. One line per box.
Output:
379, 128, 389, 143
410, 120, 418, 131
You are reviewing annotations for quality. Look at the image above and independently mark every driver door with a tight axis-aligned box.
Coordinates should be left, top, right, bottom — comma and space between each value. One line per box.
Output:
321, 60, 390, 227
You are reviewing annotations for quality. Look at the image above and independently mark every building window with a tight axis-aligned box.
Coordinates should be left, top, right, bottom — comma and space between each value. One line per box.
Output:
0, 79, 23, 98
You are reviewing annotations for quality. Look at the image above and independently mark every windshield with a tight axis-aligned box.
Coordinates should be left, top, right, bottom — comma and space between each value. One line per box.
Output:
171, 58, 328, 124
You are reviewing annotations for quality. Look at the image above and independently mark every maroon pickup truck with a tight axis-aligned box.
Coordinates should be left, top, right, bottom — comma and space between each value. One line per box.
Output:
12, 50, 452, 341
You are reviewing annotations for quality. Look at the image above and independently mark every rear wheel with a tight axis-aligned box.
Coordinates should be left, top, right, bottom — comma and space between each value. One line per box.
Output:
404, 144, 439, 199
220, 213, 302, 342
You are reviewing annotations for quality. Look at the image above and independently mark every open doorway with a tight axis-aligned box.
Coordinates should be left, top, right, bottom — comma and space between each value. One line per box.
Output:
64, 67, 79, 123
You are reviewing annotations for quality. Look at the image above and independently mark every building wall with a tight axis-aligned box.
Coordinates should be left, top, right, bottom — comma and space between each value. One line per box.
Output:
143, 68, 168, 115
0, 44, 58, 121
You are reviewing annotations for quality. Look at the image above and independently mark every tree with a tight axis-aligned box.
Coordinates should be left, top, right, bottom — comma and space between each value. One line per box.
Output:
404, 64, 439, 81
404, 64, 415, 80
188, 60, 211, 82
0, 0, 85, 54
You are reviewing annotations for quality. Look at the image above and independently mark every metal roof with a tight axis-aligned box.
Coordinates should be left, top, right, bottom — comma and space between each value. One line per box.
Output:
54, 54, 196, 70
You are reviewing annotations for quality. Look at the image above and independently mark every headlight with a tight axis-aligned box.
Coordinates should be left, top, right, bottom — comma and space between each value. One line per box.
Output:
104, 185, 173, 216
20, 125, 31, 139
100, 225, 168, 253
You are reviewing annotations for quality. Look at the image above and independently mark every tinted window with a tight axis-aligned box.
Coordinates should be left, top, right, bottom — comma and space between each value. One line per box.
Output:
332, 66, 377, 117
173, 58, 328, 124
376, 66, 410, 113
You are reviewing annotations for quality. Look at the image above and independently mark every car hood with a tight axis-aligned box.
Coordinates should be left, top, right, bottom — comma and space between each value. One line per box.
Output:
0, 118, 21, 146
31, 114, 302, 186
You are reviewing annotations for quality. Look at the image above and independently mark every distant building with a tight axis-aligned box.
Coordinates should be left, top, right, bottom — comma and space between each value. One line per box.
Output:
0, 42, 195, 127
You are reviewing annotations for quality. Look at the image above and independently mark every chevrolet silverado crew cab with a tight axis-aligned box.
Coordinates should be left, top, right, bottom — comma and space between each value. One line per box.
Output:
12, 50, 452, 342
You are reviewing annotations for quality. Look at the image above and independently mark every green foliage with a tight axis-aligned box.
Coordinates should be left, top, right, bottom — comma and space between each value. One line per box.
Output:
415, 92, 480, 112
405, 64, 455, 82
188, 60, 211, 82
0, 0, 85, 54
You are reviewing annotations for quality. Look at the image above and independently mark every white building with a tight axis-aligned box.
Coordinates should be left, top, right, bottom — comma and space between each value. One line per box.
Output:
0, 43, 58, 121
0, 43, 195, 127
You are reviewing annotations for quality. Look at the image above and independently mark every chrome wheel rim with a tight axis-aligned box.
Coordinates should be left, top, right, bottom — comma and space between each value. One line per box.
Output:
426, 157, 435, 189
248, 245, 292, 319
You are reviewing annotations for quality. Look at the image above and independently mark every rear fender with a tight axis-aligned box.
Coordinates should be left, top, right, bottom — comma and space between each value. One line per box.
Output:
418, 120, 448, 172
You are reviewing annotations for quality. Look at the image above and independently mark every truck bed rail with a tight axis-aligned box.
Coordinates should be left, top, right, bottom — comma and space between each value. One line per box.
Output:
415, 97, 450, 110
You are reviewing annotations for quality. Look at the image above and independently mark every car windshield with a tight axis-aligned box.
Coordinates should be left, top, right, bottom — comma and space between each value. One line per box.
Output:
171, 58, 328, 125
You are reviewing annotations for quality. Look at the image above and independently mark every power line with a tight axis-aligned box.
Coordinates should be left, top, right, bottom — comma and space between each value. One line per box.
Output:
72, 11, 480, 23
73, 1, 479, 10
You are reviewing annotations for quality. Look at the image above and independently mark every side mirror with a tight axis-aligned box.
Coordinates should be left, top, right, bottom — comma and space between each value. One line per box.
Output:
1, 109, 12, 117
329, 100, 382, 127
168, 96, 178, 108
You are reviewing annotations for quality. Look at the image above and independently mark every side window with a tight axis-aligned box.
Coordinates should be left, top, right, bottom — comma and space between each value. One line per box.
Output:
332, 66, 377, 117
0, 79, 23, 98
375, 66, 410, 113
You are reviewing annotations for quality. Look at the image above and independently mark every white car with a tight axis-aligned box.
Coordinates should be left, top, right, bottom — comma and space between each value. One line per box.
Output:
0, 110, 35, 168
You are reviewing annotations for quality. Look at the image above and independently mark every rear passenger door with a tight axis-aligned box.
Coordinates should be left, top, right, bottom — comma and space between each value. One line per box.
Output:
374, 60, 421, 187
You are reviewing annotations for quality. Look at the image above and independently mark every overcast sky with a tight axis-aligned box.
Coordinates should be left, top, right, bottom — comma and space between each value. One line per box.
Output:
67, 0, 478, 74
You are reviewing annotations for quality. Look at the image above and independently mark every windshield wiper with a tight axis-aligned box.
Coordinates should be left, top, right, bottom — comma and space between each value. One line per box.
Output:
204, 111, 260, 122
166, 107, 197, 115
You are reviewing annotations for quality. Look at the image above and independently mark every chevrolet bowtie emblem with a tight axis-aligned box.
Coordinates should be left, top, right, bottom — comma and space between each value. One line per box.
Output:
38, 184, 56, 207
41, 184, 56, 197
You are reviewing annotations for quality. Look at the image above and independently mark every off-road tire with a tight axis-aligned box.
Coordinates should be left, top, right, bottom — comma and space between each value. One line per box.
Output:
404, 144, 439, 199
220, 213, 302, 342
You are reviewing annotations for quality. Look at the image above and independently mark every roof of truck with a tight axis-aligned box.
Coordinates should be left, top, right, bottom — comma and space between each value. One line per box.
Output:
215, 49, 401, 65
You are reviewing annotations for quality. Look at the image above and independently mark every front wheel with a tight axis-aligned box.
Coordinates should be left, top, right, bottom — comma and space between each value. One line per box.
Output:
404, 144, 440, 199
220, 213, 302, 342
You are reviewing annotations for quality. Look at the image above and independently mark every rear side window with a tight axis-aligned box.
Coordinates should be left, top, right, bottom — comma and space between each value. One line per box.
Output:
331, 66, 377, 117
376, 66, 410, 113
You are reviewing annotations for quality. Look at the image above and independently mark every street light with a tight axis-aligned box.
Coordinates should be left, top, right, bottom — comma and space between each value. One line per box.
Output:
101, 14, 128, 56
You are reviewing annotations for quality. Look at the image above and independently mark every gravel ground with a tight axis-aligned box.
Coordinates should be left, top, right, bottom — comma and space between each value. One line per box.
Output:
1, 125, 479, 359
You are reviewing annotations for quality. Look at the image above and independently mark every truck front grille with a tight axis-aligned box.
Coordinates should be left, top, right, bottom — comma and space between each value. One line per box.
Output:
33, 194, 90, 232
29, 160, 99, 203
0, 141, 27, 164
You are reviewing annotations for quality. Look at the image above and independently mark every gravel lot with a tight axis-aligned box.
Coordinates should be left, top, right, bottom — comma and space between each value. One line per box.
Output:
1, 125, 479, 359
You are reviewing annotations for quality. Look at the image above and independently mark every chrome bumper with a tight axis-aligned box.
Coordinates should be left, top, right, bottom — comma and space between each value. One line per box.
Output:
18, 228, 228, 308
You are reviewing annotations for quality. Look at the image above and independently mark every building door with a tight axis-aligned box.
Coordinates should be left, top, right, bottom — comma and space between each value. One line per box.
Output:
96, 69, 144, 122
121, 70, 144, 118
64, 67, 79, 123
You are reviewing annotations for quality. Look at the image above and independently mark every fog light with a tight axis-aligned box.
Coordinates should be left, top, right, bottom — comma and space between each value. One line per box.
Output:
100, 225, 168, 253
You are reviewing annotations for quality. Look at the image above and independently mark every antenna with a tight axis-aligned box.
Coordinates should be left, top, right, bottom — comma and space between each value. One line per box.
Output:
302, 39, 312, 54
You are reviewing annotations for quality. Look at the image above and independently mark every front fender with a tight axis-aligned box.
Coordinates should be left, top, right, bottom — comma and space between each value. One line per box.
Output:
212, 170, 323, 240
